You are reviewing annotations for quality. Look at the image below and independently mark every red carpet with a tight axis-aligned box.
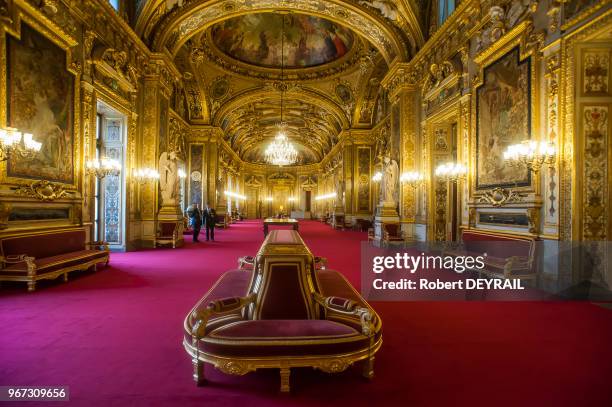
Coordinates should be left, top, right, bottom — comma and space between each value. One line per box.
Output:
1, 220, 612, 406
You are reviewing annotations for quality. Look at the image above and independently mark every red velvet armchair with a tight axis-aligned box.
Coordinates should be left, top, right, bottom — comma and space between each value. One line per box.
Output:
184, 230, 381, 392
382, 222, 405, 245
154, 221, 182, 248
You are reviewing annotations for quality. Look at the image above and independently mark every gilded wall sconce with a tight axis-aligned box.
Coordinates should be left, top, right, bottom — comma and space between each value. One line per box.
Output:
0, 127, 42, 161
503, 140, 556, 173
85, 157, 121, 179
434, 162, 467, 182
132, 168, 160, 184
400, 171, 425, 188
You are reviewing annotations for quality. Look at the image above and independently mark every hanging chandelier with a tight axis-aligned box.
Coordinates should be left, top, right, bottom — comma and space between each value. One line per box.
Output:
265, 14, 298, 166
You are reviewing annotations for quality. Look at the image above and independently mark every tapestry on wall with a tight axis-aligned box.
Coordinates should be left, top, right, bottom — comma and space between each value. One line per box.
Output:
7, 24, 74, 184
476, 46, 531, 190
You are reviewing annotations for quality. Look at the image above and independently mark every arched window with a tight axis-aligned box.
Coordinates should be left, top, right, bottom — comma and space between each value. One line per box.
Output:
438, 0, 456, 25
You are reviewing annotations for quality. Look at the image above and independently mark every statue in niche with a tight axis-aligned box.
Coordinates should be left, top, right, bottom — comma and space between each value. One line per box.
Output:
381, 156, 399, 205
334, 174, 345, 207
159, 151, 179, 206
359, 0, 399, 21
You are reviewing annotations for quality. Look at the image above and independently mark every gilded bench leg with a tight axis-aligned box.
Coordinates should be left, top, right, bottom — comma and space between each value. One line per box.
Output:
27, 281, 36, 292
362, 356, 375, 379
279, 367, 291, 393
193, 358, 205, 386
63, 273, 68, 283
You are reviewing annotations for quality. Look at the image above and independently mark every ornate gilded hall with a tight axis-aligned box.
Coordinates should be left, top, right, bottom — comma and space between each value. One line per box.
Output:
0, 0, 611, 406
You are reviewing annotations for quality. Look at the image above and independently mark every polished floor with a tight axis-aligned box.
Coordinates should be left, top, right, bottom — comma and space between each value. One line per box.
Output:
1, 220, 611, 406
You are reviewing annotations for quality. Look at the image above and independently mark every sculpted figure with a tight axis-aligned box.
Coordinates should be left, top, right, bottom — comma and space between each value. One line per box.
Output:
359, 0, 399, 21
159, 151, 179, 206
382, 156, 399, 205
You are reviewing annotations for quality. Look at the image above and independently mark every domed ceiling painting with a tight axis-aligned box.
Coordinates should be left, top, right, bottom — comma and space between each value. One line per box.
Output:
210, 13, 354, 68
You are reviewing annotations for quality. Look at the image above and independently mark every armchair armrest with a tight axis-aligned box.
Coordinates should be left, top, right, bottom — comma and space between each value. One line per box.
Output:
313, 293, 377, 336
86, 241, 110, 251
237, 256, 255, 270
0, 254, 37, 275
314, 256, 328, 270
191, 293, 256, 339
502, 255, 532, 276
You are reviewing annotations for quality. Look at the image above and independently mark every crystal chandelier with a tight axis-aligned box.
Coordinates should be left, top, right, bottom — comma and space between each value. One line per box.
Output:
265, 130, 298, 166
265, 14, 298, 166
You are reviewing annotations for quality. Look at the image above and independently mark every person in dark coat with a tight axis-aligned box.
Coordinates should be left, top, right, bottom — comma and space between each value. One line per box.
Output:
203, 203, 216, 241
187, 203, 202, 243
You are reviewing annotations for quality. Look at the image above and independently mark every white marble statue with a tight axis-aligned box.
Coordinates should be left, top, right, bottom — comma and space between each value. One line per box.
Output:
159, 151, 179, 206
381, 156, 399, 205
359, 1, 399, 21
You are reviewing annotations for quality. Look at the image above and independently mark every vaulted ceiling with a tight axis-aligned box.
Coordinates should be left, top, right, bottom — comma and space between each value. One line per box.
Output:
135, 1, 425, 165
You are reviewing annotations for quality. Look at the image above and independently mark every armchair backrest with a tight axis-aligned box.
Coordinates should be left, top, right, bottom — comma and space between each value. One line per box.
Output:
247, 230, 319, 320
158, 221, 178, 237
382, 223, 401, 237
1, 229, 86, 258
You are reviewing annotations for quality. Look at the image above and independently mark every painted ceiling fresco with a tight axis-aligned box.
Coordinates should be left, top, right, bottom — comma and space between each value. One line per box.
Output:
210, 13, 354, 68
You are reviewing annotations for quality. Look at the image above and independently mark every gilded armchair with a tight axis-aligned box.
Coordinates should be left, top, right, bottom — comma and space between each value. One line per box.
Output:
184, 230, 382, 392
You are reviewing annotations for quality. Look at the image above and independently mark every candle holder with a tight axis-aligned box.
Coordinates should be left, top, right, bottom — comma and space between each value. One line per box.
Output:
435, 162, 467, 182
132, 168, 160, 184
503, 140, 556, 173
0, 127, 42, 161
85, 158, 121, 179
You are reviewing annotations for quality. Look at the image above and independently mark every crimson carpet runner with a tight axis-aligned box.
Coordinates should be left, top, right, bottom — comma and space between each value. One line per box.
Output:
1, 220, 611, 406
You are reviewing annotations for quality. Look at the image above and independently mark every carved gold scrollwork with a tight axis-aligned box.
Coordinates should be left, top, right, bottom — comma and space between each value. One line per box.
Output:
477, 188, 524, 207
318, 359, 351, 373
14, 180, 71, 201
526, 208, 540, 234
216, 361, 251, 376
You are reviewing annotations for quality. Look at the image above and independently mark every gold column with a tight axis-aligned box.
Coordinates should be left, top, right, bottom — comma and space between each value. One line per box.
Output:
138, 78, 160, 246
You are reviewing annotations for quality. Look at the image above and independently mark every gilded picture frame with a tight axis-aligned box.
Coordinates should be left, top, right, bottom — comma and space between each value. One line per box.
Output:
0, 9, 80, 190
471, 21, 540, 196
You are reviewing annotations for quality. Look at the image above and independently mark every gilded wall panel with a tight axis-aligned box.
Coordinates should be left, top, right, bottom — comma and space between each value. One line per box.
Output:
582, 105, 608, 240
356, 146, 371, 213
582, 48, 610, 96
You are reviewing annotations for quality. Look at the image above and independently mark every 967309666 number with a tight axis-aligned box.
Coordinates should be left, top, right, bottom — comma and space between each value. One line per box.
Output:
0, 386, 69, 401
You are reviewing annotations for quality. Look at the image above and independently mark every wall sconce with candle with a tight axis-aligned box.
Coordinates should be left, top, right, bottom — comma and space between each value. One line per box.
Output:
503, 140, 556, 174
400, 171, 424, 188
85, 157, 121, 179
0, 127, 42, 161
435, 162, 467, 182
132, 168, 160, 184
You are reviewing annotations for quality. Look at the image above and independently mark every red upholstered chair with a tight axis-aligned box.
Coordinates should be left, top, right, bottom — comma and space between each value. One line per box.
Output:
184, 230, 381, 392
444, 230, 539, 283
382, 222, 404, 246
333, 214, 345, 230
154, 221, 181, 248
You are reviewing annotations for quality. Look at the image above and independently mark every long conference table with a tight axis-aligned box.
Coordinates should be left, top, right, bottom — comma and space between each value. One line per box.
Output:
263, 218, 299, 236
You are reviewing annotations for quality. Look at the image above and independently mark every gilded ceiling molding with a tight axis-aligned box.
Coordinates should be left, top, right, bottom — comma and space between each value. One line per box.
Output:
380, 61, 419, 103
213, 87, 350, 129
147, 0, 409, 64
190, 33, 373, 81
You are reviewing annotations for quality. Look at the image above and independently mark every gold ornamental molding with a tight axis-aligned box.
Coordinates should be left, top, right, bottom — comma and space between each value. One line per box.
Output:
13, 180, 73, 202
477, 188, 525, 207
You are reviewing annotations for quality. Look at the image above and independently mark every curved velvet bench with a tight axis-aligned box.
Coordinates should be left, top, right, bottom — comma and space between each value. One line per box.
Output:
183, 230, 382, 392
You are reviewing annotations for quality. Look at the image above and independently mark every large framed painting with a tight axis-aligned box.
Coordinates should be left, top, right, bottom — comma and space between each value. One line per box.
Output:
476, 46, 531, 190
6, 24, 75, 184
